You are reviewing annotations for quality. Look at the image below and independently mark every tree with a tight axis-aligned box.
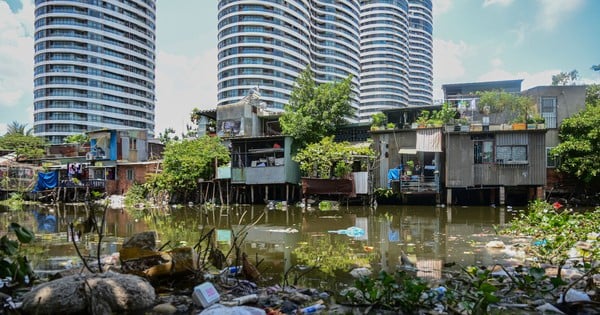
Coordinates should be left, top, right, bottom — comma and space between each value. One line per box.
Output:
279, 66, 354, 148
551, 70, 579, 86
64, 134, 89, 144
477, 90, 537, 123
294, 136, 374, 179
5, 121, 32, 136
158, 127, 178, 144
551, 84, 600, 183
0, 133, 46, 160
146, 135, 230, 201
586, 83, 600, 106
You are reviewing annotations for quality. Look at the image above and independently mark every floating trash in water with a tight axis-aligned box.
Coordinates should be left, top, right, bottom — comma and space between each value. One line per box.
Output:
328, 226, 365, 238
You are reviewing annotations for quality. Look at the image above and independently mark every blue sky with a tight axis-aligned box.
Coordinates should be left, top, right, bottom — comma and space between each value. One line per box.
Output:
1, 0, 599, 135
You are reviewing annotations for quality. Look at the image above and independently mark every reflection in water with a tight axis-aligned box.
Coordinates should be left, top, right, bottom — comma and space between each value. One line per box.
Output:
0, 203, 521, 291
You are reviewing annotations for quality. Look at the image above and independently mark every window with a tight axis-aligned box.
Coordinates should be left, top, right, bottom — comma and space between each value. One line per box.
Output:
496, 145, 528, 163
129, 138, 137, 150
126, 169, 134, 181
474, 140, 494, 164
541, 97, 557, 128
94, 169, 105, 179
546, 147, 558, 168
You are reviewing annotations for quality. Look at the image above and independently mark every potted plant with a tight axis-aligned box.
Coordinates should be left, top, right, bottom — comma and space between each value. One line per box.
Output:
386, 122, 396, 130
432, 102, 457, 126
416, 110, 430, 128
371, 112, 386, 131
457, 118, 470, 132
534, 114, 545, 129
405, 160, 414, 176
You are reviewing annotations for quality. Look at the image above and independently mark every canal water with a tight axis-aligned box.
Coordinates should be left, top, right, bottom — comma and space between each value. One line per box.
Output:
0, 203, 525, 291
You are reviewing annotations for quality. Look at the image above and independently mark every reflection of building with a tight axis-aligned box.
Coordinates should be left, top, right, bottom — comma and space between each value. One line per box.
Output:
233, 224, 300, 278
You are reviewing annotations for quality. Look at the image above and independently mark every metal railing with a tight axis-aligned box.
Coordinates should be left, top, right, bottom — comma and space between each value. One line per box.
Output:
392, 175, 439, 193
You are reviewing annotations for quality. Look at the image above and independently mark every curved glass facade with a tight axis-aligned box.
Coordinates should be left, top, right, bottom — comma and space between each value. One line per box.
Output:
407, 0, 433, 107
359, 0, 410, 119
218, 0, 432, 121
217, 0, 362, 114
33, 0, 156, 144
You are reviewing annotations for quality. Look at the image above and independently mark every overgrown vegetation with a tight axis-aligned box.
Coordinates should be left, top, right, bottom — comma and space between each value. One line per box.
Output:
551, 84, 600, 185
63, 134, 89, 144
279, 66, 354, 149
0, 133, 47, 161
0, 223, 35, 288
144, 135, 230, 203
476, 90, 537, 124
499, 199, 600, 265
293, 136, 374, 179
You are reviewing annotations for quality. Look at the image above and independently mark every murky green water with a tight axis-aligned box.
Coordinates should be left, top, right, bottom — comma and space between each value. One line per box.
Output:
0, 203, 524, 290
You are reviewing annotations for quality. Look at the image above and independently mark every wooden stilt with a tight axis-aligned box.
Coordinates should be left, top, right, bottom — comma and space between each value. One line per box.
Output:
251, 186, 254, 204
218, 181, 224, 205
265, 185, 269, 203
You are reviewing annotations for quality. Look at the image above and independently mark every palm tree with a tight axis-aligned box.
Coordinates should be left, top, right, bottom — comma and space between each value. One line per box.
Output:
5, 121, 33, 136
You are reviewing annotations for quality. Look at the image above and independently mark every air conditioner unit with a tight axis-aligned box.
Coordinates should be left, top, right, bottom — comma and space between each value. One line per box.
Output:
86, 152, 94, 160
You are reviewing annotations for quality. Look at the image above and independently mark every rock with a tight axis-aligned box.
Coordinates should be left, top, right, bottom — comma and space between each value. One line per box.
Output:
122, 231, 157, 251
21, 271, 156, 315
350, 267, 372, 278
150, 303, 178, 314
485, 240, 505, 248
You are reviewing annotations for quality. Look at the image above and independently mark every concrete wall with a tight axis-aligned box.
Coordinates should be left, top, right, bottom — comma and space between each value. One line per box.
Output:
522, 85, 586, 148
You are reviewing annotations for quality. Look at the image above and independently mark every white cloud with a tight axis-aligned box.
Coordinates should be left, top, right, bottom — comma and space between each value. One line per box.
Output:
477, 68, 558, 90
433, 0, 452, 17
510, 23, 527, 46
482, 0, 514, 7
433, 38, 471, 99
490, 58, 503, 68
535, 0, 584, 30
0, 0, 34, 111
0, 123, 6, 136
155, 48, 218, 135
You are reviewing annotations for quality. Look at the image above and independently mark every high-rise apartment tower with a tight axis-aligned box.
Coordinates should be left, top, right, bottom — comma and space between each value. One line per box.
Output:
33, 0, 156, 144
217, 0, 433, 122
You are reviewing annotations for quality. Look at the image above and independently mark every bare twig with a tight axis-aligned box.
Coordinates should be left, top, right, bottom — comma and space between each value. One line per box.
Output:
69, 223, 93, 273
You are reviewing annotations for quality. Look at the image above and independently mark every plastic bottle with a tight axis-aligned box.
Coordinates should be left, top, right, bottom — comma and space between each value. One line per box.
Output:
431, 286, 447, 301
221, 265, 242, 275
300, 304, 325, 314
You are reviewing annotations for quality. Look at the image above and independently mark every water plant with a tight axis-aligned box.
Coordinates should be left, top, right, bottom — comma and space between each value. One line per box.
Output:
499, 200, 600, 265
341, 270, 434, 313
0, 223, 35, 287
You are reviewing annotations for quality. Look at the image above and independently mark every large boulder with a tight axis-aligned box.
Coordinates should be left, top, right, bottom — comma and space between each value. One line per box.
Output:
21, 271, 156, 314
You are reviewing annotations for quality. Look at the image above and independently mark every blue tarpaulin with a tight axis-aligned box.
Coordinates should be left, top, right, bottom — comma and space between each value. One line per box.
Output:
387, 168, 401, 188
33, 170, 59, 192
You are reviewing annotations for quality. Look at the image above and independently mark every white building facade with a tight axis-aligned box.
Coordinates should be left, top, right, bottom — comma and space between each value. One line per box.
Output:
33, 0, 156, 144
217, 0, 433, 122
